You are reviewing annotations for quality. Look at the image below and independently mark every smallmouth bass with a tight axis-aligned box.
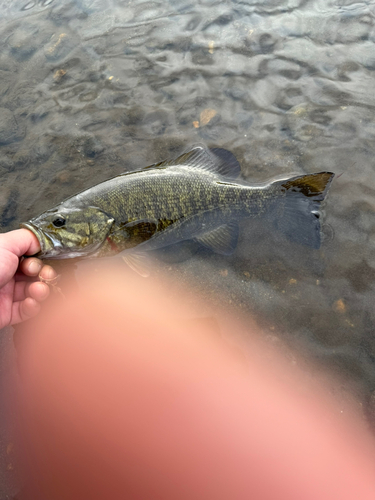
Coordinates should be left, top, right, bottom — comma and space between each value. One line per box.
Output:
21, 145, 334, 276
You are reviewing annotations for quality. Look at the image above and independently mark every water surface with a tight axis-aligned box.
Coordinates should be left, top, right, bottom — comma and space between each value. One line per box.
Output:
1, 0, 375, 494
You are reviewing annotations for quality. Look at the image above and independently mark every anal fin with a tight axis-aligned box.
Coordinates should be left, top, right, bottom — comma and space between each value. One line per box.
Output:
195, 222, 239, 255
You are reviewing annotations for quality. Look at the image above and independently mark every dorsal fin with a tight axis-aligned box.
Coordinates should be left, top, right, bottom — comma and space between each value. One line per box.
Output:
143, 145, 241, 179
209, 148, 241, 179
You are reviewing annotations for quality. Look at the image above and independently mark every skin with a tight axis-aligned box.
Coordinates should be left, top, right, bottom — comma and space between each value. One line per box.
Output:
17, 267, 375, 499
0, 229, 57, 328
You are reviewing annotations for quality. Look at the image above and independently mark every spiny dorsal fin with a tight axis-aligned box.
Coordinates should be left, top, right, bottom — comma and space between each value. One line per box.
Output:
281, 172, 335, 200
207, 148, 241, 179
144, 145, 241, 179
195, 222, 239, 255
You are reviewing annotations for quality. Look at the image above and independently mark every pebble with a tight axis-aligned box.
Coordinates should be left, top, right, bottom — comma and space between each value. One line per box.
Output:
199, 109, 217, 126
53, 69, 67, 83
333, 299, 346, 313
44, 33, 74, 61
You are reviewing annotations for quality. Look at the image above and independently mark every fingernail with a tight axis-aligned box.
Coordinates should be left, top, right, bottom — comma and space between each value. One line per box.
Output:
40, 265, 56, 280
29, 260, 42, 275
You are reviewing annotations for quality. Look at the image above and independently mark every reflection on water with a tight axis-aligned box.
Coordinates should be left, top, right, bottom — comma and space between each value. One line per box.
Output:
1, 0, 375, 475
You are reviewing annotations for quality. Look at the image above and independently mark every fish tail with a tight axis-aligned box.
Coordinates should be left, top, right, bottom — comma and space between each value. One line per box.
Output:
271, 172, 335, 249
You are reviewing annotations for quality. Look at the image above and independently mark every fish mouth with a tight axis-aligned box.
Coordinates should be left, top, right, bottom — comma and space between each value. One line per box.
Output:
20, 222, 61, 258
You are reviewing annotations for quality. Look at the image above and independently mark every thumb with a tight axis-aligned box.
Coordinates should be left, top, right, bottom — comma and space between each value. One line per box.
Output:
0, 229, 41, 257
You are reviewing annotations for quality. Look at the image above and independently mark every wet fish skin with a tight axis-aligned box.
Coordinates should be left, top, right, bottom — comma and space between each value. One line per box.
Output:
20, 145, 334, 267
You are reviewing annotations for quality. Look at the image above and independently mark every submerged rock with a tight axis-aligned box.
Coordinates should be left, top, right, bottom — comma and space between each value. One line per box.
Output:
0, 108, 25, 145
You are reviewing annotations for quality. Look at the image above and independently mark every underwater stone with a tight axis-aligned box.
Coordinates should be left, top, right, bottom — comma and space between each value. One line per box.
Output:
0, 155, 15, 173
8, 24, 39, 61
0, 108, 25, 145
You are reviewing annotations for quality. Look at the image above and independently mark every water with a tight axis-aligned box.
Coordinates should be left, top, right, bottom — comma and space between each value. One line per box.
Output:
1, 0, 375, 494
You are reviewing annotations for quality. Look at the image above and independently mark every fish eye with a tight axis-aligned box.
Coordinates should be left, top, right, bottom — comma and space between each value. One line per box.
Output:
52, 216, 66, 228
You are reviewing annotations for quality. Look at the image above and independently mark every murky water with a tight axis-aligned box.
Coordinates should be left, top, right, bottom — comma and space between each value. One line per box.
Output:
1, 0, 375, 495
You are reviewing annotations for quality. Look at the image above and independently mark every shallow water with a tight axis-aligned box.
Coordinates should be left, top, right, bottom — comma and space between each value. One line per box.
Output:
1, 0, 375, 493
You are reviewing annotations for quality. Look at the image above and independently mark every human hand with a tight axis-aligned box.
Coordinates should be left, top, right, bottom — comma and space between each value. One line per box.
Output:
0, 229, 57, 328
18, 267, 375, 500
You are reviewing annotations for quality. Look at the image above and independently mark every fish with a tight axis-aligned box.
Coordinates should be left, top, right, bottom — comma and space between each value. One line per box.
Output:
20, 145, 334, 276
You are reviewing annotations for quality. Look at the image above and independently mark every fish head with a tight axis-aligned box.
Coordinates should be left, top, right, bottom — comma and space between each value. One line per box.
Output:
21, 206, 115, 259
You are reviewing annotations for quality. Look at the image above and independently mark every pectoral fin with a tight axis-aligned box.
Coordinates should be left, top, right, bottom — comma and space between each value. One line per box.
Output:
111, 219, 158, 237
195, 222, 239, 255
122, 252, 151, 278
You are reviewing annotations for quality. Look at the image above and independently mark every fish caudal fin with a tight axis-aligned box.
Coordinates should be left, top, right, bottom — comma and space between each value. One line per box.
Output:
272, 172, 334, 249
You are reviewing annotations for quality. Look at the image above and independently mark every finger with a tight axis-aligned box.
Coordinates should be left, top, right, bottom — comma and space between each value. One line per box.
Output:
0, 229, 41, 258
13, 281, 29, 301
29, 282, 50, 302
11, 297, 41, 326
17, 262, 57, 281
39, 265, 57, 282
14, 281, 50, 302
19, 258, 43, 277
